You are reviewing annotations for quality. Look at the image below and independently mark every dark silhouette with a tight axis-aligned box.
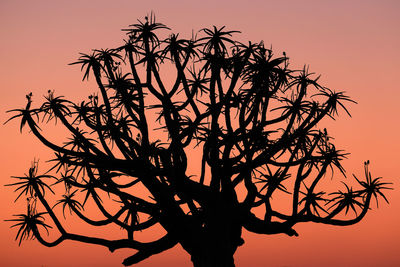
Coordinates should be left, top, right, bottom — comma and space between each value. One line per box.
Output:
5, 14, 391, 267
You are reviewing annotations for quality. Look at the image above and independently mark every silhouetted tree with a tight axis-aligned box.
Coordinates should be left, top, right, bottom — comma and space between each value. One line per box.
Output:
5, 14, 391, 267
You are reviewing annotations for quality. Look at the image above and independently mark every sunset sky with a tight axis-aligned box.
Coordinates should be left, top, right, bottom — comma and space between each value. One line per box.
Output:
1, 0, 399, 266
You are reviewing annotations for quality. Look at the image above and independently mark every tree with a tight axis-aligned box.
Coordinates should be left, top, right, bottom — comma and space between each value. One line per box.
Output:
5, 14, 391, 267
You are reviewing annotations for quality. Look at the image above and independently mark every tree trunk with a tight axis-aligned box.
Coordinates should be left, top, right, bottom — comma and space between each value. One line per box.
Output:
190, 244, 236, 267
188, 220, 242, 267
185, 193, 242, 267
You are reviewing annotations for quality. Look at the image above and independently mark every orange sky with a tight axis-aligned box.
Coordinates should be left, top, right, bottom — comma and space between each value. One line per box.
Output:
1, 0, 399, 266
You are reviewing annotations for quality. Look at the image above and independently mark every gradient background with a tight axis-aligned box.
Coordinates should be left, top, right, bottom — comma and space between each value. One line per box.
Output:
1, 0, 399, 266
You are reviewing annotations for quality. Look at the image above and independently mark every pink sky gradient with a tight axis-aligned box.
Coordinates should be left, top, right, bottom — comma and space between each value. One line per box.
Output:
1, 0, 399, 266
